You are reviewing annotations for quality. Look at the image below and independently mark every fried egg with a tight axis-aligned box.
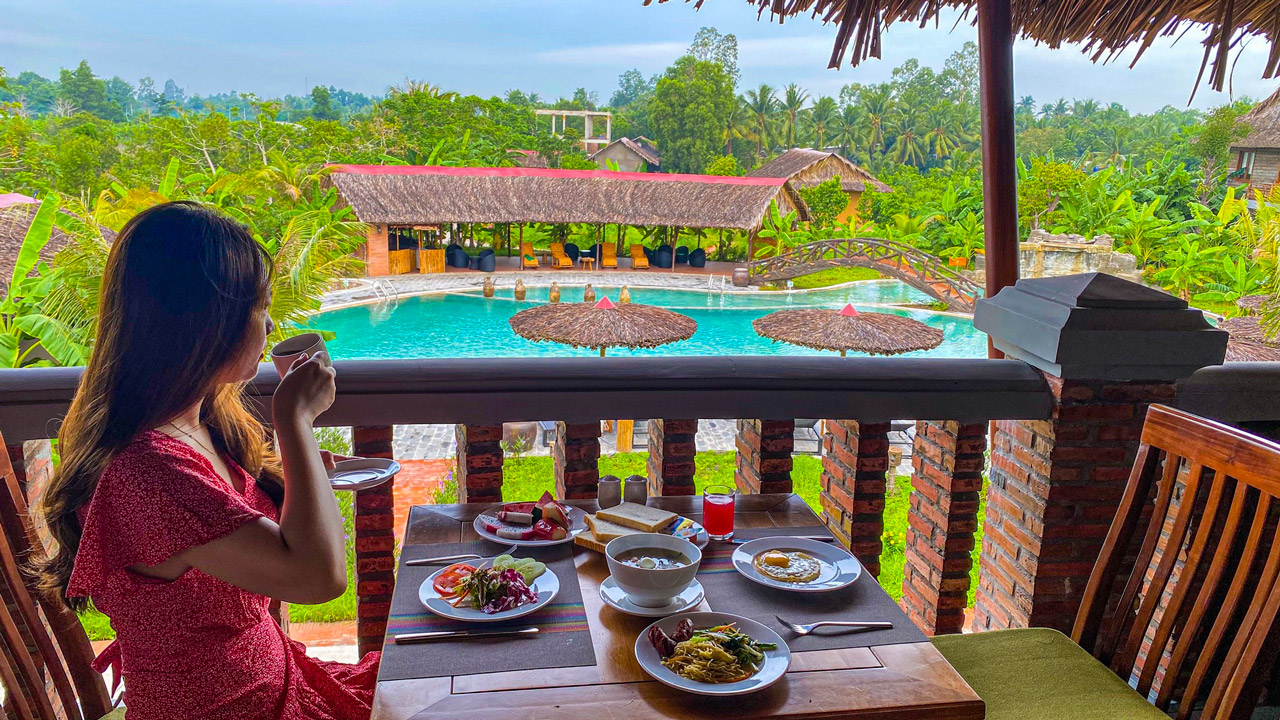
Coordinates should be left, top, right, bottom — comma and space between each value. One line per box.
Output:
753, 550, 822, 583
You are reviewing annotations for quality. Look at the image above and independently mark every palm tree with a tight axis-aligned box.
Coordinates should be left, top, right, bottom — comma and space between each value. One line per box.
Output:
723, 96, 754, 156
388, 79, 458, 101
745, 84, 779, 159
780, 84, 810, 149
807, 96, 839, 150
1016, 96, 1036, 115
1071, 99, 1099, 121
888, 112, 927, 167
859, 85, 895, 156
833, 105, 862, 157
924, 106, 961, 159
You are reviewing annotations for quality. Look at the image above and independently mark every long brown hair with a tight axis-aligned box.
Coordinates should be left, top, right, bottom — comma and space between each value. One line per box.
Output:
36, 201, 283, 609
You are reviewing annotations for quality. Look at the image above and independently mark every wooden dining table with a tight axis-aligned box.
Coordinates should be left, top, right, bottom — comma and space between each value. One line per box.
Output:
372, 493, 984, 720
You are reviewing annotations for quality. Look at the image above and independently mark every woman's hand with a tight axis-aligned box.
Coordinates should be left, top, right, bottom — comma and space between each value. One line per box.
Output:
319, 450, 353, 470
272, 352, 336, 427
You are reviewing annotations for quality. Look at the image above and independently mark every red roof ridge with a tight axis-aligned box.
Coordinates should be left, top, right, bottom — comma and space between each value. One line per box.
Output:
325, 164, 785, 186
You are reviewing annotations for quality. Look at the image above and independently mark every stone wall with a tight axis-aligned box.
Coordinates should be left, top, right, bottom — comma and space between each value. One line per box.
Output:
974, 230, 1142, 282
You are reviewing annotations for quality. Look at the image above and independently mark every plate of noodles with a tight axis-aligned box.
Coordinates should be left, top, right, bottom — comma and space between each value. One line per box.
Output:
634, 611, 791, 696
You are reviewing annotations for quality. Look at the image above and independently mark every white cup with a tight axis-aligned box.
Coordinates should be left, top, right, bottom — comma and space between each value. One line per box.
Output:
270, 333, 330, 378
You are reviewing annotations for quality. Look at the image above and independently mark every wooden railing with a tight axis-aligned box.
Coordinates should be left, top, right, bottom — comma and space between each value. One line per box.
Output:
5, 357, 1274, 656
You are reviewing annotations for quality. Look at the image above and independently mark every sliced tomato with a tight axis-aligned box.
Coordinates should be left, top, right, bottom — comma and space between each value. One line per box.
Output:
432, 563, 475, 596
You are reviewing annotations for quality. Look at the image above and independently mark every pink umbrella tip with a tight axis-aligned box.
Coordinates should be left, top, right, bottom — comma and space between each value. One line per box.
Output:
839, 304, 859, 317
595, 297, 616, 309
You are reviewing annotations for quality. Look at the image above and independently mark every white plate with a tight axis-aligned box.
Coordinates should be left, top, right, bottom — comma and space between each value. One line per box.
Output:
731, 537, 862, 593
327, 457, 400, 492
418, 559, 559, 623
473, 504, 588, 547
634, 611, 791, 696
600, 577, 705, 617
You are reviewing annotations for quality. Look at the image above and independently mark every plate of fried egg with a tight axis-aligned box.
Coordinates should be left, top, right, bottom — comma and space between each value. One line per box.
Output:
731, 536, 862, 593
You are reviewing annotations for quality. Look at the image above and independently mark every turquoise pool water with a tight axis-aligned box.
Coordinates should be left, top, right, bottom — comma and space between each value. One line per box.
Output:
306, 281, 989, 359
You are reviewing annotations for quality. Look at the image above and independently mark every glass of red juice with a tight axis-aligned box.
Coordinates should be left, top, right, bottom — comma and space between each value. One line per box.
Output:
703, 485, 736, 540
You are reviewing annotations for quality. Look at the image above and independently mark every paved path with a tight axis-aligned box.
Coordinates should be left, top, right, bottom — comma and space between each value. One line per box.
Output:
323, 269, 742, 310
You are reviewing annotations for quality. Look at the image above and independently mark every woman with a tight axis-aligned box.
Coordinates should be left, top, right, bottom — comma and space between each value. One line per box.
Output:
36, 202, 379, 719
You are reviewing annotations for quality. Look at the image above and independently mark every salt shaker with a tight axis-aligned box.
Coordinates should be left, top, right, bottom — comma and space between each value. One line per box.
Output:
623, 474, 648, 505
597, 475, 622, 509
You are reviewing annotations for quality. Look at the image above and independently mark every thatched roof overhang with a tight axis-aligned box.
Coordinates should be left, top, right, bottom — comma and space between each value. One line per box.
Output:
0, 199, 115, 296
647, 0, 1280, 92
747, 148, 890, 193
326, 165, 809, 231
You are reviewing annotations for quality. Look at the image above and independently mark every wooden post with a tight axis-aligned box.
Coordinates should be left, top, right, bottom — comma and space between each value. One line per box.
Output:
977, 0, 1019, 358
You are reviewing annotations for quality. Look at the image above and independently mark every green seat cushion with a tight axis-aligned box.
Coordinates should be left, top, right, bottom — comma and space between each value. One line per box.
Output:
932, 628, 1168, 720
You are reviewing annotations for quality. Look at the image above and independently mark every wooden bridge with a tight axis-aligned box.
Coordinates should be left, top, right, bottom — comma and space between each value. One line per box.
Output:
748, 237, 984, 312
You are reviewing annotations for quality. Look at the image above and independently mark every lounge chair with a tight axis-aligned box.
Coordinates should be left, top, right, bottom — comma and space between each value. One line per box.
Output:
472, 248, 496, 273
564, 242, 581, 263
602, 244, 618, 269
654, 246, 674, 269
549, 242, 573, 269
675, 246, 689, 265
446, 243, 471, 269
521, 242, 539, 269
794, 419, 821, 455
689, 248, 707, 268
630, 245, 649, 269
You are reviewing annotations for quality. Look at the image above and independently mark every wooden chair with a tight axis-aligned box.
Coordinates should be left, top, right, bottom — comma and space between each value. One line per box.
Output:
548, 243, 572, 269
601, 245, 618, 269
933, 404, 1280, 720
0, 433, 119, 720
629, 244, 648, 270
520, 242, 538, 269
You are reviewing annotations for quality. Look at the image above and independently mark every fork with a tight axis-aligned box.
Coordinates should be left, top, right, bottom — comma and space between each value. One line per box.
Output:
406, 544, 517, 566
775, 615, 893, 635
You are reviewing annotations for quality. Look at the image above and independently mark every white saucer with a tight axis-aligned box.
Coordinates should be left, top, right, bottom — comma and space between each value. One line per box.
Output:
599, 577, 704, 617
327, 457, 400, 491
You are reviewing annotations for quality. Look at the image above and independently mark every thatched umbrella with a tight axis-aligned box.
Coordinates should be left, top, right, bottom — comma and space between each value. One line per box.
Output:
509, 296, 696, 356
1237, 294, 1272, 315
1221, 316, 1278, 346
1226, 338, 1280, 362
753, 304, 944, 357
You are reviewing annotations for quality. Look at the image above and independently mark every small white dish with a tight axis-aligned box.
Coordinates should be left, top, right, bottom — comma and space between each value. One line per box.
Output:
662, 516, 710, 549
473, 504, 589, 547
634, 611, 791, 696
418, 559, 559, 623
731, 537, 862, 593
600, 577, 704, 617
327, 457, 400, 492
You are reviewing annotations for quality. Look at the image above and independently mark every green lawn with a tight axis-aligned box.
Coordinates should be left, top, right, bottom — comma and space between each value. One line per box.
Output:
80, 449, 986, 640
762, 267, 883, 290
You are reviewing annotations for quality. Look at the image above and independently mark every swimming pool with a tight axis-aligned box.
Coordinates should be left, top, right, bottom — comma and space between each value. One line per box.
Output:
306, 281, 989, 359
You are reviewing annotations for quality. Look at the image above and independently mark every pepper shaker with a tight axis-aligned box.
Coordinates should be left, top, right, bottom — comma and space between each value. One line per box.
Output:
597, 475, 622, 509
623, 474, 649, 505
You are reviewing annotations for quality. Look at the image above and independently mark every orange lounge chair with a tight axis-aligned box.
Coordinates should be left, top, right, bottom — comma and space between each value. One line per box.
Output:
549, 242, 573, 269
630, 244, 649, 269
602, 244, 618, 269
521, 242, 539, 269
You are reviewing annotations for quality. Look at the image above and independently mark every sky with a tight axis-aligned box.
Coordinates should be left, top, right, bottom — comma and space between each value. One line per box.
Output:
2, 0, 1277, 113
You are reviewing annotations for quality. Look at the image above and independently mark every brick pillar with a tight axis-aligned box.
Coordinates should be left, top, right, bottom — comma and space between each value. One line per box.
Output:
734, 419, 794, 494
902, 421, 987, 635
820, 421, 890, 577
365, 224, 389, 277
6, 440, 53, 553
352, 425, 395, 660
554, 422, 600, 499
647, 419, 697, 496
975, 378, 1175, 633
454, 424, 503, 503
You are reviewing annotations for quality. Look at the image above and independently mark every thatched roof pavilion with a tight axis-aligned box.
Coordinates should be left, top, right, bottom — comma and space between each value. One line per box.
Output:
1234, 89, 1280, 151
327, 165, 807, 230
748, 149, 889, 194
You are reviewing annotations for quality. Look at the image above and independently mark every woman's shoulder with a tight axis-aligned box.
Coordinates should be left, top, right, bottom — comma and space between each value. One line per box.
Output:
100, 430, 221, 490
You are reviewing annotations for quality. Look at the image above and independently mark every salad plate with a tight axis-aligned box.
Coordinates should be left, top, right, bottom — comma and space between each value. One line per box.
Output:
634, 611, 791, 696
474, 494, 588, 547
418, 557, 559, 623
731, 536, 862, 593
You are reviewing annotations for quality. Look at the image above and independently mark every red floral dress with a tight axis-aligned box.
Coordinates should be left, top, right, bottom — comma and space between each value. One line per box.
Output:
68, 431, 380, 720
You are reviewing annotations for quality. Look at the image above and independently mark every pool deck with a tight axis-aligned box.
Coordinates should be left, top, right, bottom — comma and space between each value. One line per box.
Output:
323, 259, 745, 310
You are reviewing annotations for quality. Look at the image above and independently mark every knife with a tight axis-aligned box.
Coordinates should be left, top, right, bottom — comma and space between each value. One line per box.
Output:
394, 627, 540, 644
727, 535, 836, 544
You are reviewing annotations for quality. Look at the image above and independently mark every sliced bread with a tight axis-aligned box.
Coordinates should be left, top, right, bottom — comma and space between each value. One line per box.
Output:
595, 502, 678, 533
585, 515, 644, 543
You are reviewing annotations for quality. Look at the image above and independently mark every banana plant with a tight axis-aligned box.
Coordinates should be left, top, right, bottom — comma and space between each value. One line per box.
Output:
1152, 235, 1228, 301
1192, 255, 1269, 304
753, 201, 810, 259
0, 196, 86, 367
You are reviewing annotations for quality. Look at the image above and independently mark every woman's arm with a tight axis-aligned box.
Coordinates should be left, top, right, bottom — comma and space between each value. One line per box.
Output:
181, 354, 348, 604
